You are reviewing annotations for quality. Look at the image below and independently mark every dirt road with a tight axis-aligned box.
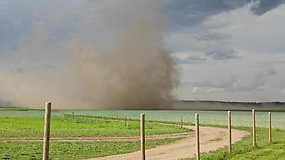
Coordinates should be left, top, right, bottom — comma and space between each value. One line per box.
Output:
88, 126, 248, 160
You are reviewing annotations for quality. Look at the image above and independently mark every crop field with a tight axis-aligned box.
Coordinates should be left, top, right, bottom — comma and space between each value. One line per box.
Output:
0, 113, 189, 159
0, 116, 189, 138
1, 107, 285, 160
0, 138, 181, 159
1, 108, 285, 128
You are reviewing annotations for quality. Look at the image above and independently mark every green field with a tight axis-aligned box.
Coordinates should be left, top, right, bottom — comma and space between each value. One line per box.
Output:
0, 138, 181, 160
1, 108, 285, 159
1, 109, 285, 128
0, 115, 190, 138
0, 114, 189, 159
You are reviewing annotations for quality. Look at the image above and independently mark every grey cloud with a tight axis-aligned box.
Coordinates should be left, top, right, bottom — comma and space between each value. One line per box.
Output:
251, 0, 285, 15
192, 75, 237, 89
237, 73, 267, 91
235, 69, 278, 91
1, 0, 284, 50
205, 49, 238, 60
196, 32, 231, 41
266, 68, 277, 76
162, 0, 285, 29
186, 68, 277, 91
163, 0, 250, 29
172, 55, 206, 64
0, 0, 52, 50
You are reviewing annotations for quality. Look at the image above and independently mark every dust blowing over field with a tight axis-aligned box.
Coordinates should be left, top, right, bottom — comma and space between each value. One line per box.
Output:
0, 0, 179, 109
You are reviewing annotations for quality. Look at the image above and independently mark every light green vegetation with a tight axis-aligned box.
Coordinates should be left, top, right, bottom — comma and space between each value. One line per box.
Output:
0, 115, 190, 138
1, 108, 285, 159
0, 138, 181, 160
183, 126, 285, 160
1, 109, 285, 128
0, 115, 188, 159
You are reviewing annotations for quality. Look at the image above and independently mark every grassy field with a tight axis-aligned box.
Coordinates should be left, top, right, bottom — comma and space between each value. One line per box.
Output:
1, 109, 285, 128
0, 138, 181, 159
184, 126, 285, 160
0, 115, 189, 159
0, 115, 190, 138
1, 108, 285, 159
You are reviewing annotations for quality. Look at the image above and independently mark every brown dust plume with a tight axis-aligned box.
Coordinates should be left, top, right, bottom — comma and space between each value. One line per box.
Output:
0, 0, 179, 109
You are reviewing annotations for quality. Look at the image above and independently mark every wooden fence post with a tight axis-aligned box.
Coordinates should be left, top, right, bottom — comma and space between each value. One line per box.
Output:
43, 102, 51, 160
252, 109, 256, 147
195, 113, 200, 160
228, 111, 232, 153
140, 113, 145, 160
268, 112, 272, 143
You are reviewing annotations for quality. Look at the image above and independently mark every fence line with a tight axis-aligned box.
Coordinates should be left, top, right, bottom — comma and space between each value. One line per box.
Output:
38, 107, 279, 159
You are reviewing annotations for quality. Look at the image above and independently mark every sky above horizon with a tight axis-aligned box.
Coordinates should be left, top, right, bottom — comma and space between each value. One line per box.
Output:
0, 0, 285, 103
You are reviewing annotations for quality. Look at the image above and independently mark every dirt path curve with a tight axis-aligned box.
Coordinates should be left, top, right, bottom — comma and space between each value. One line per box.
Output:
87, 126, 249, 160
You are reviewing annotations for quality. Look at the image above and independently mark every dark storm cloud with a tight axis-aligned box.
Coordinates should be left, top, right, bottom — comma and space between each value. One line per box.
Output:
163, 0, 249, 28
163, 0, 285, 28
1, 0, 285, 49
251, 0, 285, 15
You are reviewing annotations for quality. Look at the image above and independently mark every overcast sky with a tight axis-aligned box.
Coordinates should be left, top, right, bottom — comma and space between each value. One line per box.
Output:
1, 0, 285, 102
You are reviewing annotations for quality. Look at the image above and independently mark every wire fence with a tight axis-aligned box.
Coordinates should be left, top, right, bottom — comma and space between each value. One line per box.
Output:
1, 109, 284, 128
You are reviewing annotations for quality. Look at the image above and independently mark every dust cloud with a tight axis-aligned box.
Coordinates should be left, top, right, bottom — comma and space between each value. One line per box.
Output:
0, 0, 179, 109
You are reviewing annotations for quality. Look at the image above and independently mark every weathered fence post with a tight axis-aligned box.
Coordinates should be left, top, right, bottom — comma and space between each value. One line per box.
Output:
252, 109, 256, 147
268, 112, 272, 143
228, 111, 232, 153
195, 113, 200, 160
140, 113, 145, 160
43, 102, 51, 160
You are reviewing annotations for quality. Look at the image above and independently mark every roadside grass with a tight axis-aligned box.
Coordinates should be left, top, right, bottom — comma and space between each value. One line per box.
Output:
0, 115, 191, 138
0, 138, 181, 160
183, 126, 285, 160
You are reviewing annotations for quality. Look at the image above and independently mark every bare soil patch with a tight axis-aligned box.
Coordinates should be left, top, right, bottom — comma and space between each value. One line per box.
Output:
88, 126, 248, 160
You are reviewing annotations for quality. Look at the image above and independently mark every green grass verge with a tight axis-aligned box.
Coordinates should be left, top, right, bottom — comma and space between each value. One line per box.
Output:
183, 126, 285, 160
0, 138, 181, 160
0, 115, 191, 138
